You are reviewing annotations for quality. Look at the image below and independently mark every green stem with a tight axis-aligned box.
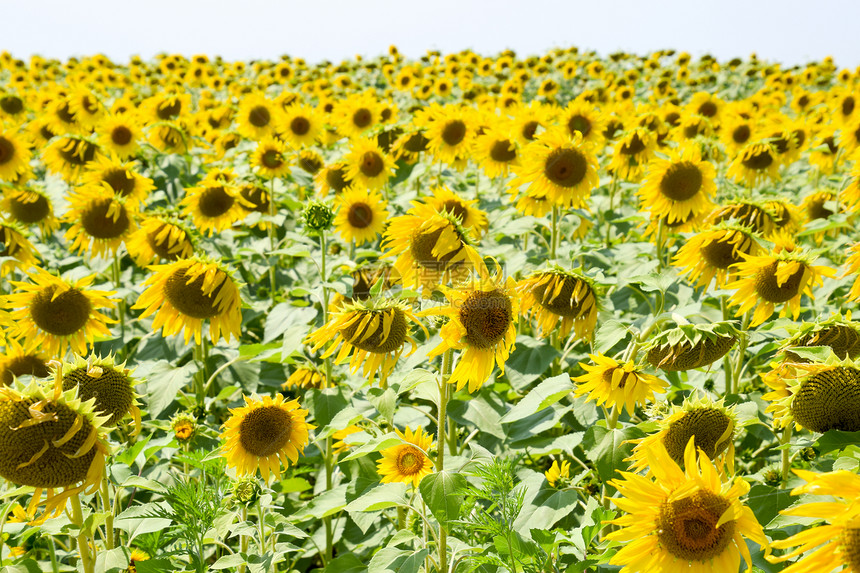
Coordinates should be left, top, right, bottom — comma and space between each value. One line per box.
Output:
112, 252, 126, 356
268, 177, 277, 299
731, 312, 751, 394
70, 493, 94, 573
607, 405, 619, 430
436, 349, 453, 573
397, 506, 407, 530
195, 339, 208, 407
324, 435, 334, 563
257, 497, 267, 563
656, 219, 666, 270
550, 206, 559, 260
721, 296, 733, 397
239, 506, 248, 573
781, 425, 794, 484
49, 536, 59, 573
100, 474, 115, 549
605, 177, 618, 246
320, 232, 332, 383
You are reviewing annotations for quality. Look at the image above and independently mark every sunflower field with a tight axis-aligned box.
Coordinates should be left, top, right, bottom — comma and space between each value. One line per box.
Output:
0, 44, 860, 573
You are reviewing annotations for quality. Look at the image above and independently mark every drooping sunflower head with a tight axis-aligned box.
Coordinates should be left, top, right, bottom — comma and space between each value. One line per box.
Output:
391, 129, 430, 163
147, 121, 191, 155
707, 199, 776, 237
333, 187, 389, 246
0, 221, 39, 276
180, 180, 248, 236
0, 338, 50, 387
282, 366, 329, 390
376, 426, 435, 488
780, 313, 860, 363
673, 222, 762, 289
763, 356, 860, 432
725, 244, 834, 327
142, 92, 190, 124
3, 268, 115, 358
0, 187, 58, 234
645, 321, 741, 372
344, 137, 396, 191
132, 256, 243, 345
251, 137, 292, 179
63, 187, 136, 259
127, 214, 195, 267
220, 393, 313, 483
307, 298, 426, 383
727, 140, 781, 187
0, 378, 109, 520
763, 198, 802, 235
297, 150, 324, 175
58, 353, 141, 431
0, 130, 32, 183
419, 186, 489, 240
517, 266, 599, 341
630, 395, 738, 473
315, 162, 352, 196
42, 135, 102, 182
638, 144, 717, 224
574, 353, 667, 415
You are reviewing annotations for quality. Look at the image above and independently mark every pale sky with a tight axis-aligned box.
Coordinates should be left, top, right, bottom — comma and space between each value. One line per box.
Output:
2, 0, 858, 68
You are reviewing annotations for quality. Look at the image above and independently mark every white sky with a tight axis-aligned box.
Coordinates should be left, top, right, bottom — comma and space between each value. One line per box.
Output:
2, 0, 858, 68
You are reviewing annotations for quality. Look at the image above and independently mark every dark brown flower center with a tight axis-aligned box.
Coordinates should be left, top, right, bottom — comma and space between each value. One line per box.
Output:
0, 96, 23, 115
326, 166, 349, 193
620, 132, 647, 155
441, 120, 467, 146
700, 232, 746, 269
544, 147, 587, 188
657, 491, 734, 562
146, 222, 190, 261
341, 308, 408, 353
157, 99, 182, 120
352, 108, 373, 129
290, 116, 310, 136
532, 274, 594, 318
648, 337, 736, 372
662, 408, 733, 464
101, 168, 136, 196
841, 527, 860, 571
81, 198, 130, 239
410, 225, 464, 271
0, 137, 14, 166
347, 202, 374, 229
111, 126, 133, 146
30, 285, 92, 336
239, 185, 269, 213
9, 193, 49, 224
754, 261, 805, 304
163, 267, 224, 319
792, 366, 860, 432
490, 139, 517, 163
359, 151, 384, 178
732, 125, 751, 145
741, 148, 774, 170
567, 114, 591, 138
698, 101, 718, 118
459, 290, 512, 350
522, 120, 539, 141
248, 106, 271, 128
239, 405, 293, 457
197, 186, 234, 219
403, 132, 429, 153
58, 138, 97, 166
0, 354, 49, 386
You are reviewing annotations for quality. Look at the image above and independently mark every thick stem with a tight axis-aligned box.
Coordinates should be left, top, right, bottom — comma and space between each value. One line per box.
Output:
607, 406, 619, 430
436, 349, 453, 573
268, 178, 277, 298
397, 506, 407, 530
656, 219, 666, 270
550, 206, 559, 260
112, 253, 126, 355
257, 497, 267, 561
324, 435, 334, 563
100, 474, 115, 549
70, 493, 95, 573
781, 425, 794, 484
195, 339, 208, 407
320, 232, 332, 383
239, 505, 248, 573
731, 312, 751, 394
721, 296, 733, 396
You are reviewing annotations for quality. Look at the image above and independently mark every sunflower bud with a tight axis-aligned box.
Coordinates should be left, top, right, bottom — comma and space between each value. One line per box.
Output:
303, 201, 334, 234
230, 475, 261, 506
170, 413, 197, 442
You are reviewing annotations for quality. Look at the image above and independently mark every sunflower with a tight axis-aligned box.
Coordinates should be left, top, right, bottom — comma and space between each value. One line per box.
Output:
573, 353, 666, 415
0, 379, 110, 522
763, 356, 860, 433
142, 92, 190, 124
3, 268, 115, 358
607, 437, 767, 573
44, 97, 81, 135
765, 198, 803, 235
220, 393, 312, 483
334, 188, 388, 246
316, 162, 352, 196
720, 113, 757, 155
147, 121, 190, 155
0, 92, 26, 124
297, 150, 324, 175
422, 105, 475, 165
473, 126, 520, 178
382, 206, 487, 291
332, 425, 362, 454
638, 145, 717, 224
725, 241, 834, 327
0, 222, 39, 276
422, 272, 519, 393
80, 155, 154, 207
559, 99, 605, 147
66, 88, 105, 128
42, 135, 102, 181
608, 127, 657, 181
126, 214, 194, 267
767, 469, 860, 572
727, 140, 781, 187
419, 186, 488, 239
307, 299, 426, 383
686, 91, 724, 124
629, 396, 737, 474
645, 321, 741, 372
282, 366, 329, 390
509, 127, 600, 209
673, 223, 762, 289
780, 313, 860, 363
279, 104, 319, 148
511, 101, 554, 146
0, 130, 31, 182
376, 426, 434, 488
58, 353, 142, 431
63, 187, 135, 258
345, 137, 396, 190
517, 267, 598, 341
251, 137, 292, 179
235, 93, 279, 141
337, 92, 379, 139
215, 132, 242, 157
708, 200, 776, 237
180, 180, 247, 236
544, 460, 570, 488
0, 338, 50, 386
0, 187, 58, 235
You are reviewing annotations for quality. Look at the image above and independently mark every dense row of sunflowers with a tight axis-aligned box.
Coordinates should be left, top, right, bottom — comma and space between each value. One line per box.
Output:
0, 44, 859, 572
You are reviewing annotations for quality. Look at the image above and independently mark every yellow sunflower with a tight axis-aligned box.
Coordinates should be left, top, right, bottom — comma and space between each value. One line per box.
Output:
708, 200, 777, 237
236, 94, 280, 140
674, 223, 762, 289
97, 114, 143, 159
282, 366, 329, 390
422, 272, 519, 393
180, 180, 247, 236
473, 126, 520, 178
638, 145, 717, 224
279, 104, 320, 148
306, 299, 426, 383
419, 186, 488, 239
315, 162, 352, 196
63, 187, 136, 258
376, 426, 434, 488
334, 188, 389, 246
336, 92, 380, 139
725, 241, 834, 327
0, 337, 50, 386
559, 99, 606, 147
0, 378, 110, 523
3, 268, 115, 357
544, 460, 570, 488
607, 437, 767, 573
422, 104, 475, 165
146, 121, 190, 155
573, 353, 666, 415
726, 140, 781, 187
0, 187, 57, 235
382, 206, 487, 292
767, 469, 860, 572
0, 130, 32, 182
142, 92, 191, 124
80, 155, 154, 207
42, 135, 102, 182
58, 353, 142, 432
517, 267, 598, 341
132, 257, 242, 345
126, 215, 194, 267
344, 137, 396, 190
0, 222, 39, 276
251, 137, 292, 179
608, 127, 658, 182
220, 393, 312, 483
509, 127, 599, 209
628, 395, 737, 474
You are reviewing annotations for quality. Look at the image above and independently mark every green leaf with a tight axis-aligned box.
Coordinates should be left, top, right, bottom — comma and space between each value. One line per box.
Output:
419, 470, 467, 525
95, 547, 130, 572
293, 484, 348, 520
310, 387, 350, 428
504, 335, 559, 390
114, 503, 172, 542
139, 360, 197, 418
324, 553, 367, 573
368, 387, 397, 423
368, 547, 428, 573
346, 482, 408, 512
340, 432, 402, 462
815, 430, 860, 455
264, 303, 317, 342
593, 320, 630, 354
212, 553, 247, 569
503, 374, 574, 424
582, 426, 644, 483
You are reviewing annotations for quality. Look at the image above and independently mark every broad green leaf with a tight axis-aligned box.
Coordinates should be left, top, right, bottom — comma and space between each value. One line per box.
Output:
340, 432, 402, 462
582, 426, 644, 483
419, 470, 466, 525
95, 547, 130, 572
505, 335, 559, 390
293, 484, 348, 520
368, 547, 428, 573
212, 553, 247, 569
593, 319, 630, 354
114, 503, 172, 542
309, 387, 350, 428
324, 553, 366, 573
503, 374, 574, 423
139, 360, 196, 418
345, 482, 408, 512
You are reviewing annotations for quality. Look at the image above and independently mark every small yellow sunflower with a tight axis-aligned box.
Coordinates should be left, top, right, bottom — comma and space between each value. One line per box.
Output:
419, 186, 488, 240
279, 104, 320, 148
608, 127, 658, 182
544, 460, 570, 488
673, 223, 762, 289
221, 394, 312, 483
42, 135, 102, 182
376, 426, 434, 488
336, 92, 380, 139
607, 437, 767, 573
422, 105, 475, 165
0, 338, 50, 386
517, 267, 598, 341
80, 155, 154, 207
473, 126, 520, 178
345, 137, 396, 191
559, 99, 606, 147
132, 257, 242, 345
509, 127, 600, 209
282, 366, 329, 390
573, 353, 666, 415
333, 188, 389, 246
126, 215, 194, 267
422, 272, 519, 393
315, 162, 352, 196
638, 145, 717, 224
725, 241, 834, 327
307, 299, 426, 383
0, 130, 32, 182
3, 268, 115, 357
236, 93, 280, 140
97, 114, 143, 159
0, 222, 39, 276
63, 187, 136, 258
727, 140, 781, 187
251, 137, 292, 179
180, 180, 248, 236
